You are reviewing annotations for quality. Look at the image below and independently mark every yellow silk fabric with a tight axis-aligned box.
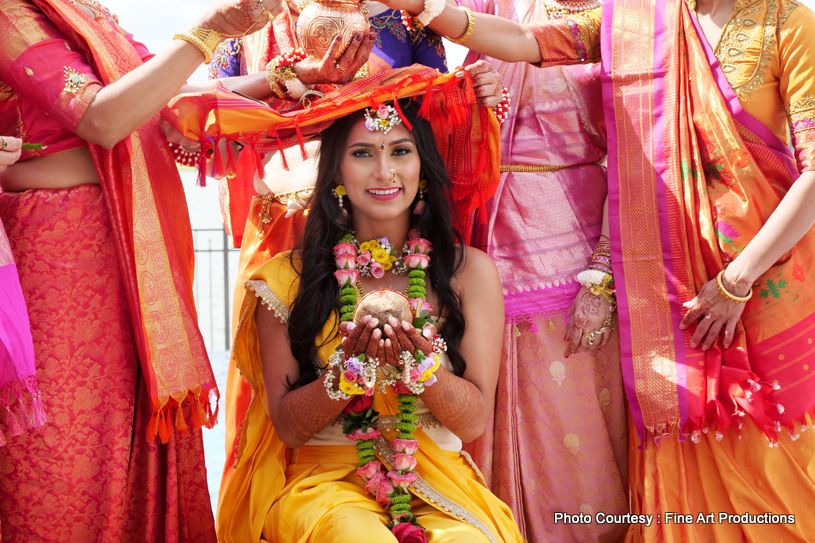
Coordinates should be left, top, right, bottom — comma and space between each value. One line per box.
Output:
218, 253, 525, 543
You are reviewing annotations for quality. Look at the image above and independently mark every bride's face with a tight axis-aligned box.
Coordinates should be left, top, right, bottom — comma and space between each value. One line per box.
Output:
337, 118, 421, 223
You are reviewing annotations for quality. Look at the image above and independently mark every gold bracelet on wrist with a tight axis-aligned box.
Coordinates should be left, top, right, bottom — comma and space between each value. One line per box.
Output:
172, 26, 223, 64
264, 59, 288, 99
715, 270, 752, 304
448, 7, 475, 44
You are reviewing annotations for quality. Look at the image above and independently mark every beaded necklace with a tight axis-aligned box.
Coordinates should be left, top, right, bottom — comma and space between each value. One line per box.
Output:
542, 0, 601, 19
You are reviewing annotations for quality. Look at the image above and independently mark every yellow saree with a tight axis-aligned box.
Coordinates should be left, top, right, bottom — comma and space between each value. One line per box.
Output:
219, 253, 525, 543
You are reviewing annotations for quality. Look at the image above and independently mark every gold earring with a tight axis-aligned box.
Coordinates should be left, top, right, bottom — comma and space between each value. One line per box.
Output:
390, 169, 397, 184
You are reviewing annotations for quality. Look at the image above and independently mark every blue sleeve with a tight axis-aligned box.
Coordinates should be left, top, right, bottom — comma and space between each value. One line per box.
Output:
411, 30, 448, 73
209, 38, 243, 79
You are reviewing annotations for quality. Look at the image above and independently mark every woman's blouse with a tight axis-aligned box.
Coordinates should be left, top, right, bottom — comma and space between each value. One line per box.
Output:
529, 0, 815, 172
0, 0, 153, 161
210, 7, 447, 80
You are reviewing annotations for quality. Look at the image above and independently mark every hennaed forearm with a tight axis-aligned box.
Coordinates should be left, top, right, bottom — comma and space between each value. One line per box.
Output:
273, 368, 351, 448
419, 366, 487, 443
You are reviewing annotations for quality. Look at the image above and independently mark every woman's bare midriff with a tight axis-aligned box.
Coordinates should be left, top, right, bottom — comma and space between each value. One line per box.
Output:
256, 140, 321, 196
0, 147, 99, 192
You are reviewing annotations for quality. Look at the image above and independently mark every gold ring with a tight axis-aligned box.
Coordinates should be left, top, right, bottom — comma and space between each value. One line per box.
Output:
336, 63, 347, 73
583, 331, 596, 346
1, 136, 7, 150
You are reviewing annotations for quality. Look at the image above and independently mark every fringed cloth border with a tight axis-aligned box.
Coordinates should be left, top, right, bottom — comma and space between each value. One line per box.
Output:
146, 390, 218, 444
0, 375, 47, 447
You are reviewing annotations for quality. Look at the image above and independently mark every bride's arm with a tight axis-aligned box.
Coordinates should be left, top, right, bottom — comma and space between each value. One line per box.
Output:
257, 307, 380, 448
419, 246, 504, 443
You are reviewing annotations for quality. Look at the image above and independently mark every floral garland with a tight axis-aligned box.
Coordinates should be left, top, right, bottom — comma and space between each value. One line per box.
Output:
326, 229, 446, 542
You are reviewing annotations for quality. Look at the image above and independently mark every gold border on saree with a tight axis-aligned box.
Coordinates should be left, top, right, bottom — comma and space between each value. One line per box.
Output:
500, 163, 589, 172
253, 188, 314, 237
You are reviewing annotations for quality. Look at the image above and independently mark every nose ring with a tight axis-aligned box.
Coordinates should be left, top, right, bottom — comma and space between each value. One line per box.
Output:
390, 169, 397, 184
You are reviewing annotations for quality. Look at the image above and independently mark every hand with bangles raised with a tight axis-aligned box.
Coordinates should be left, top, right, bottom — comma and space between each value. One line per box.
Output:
294, 31, 377, 86
193, 0, 284, 39
0, 136, 22, 173
456, 60, 504, 108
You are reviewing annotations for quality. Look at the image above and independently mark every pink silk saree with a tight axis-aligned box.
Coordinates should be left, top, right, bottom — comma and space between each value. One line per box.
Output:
460, 0, 629, 541
602, 0, 815, 444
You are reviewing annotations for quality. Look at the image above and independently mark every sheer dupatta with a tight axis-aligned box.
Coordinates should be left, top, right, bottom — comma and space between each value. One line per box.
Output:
603, 0, 815, 445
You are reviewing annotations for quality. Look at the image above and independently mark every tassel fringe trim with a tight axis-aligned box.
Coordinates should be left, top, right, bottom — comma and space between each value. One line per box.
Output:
146, 387, 219, 443
0, 375, 48, 447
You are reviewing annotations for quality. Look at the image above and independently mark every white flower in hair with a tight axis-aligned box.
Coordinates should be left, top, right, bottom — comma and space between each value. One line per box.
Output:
364, 104, 402, 134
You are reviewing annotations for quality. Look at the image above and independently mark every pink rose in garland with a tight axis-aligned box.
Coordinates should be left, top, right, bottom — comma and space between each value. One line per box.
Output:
391, 522, 427, 543
356, 460, 383, 481
365, 470, 386, 494
406, 238, 432, 255
409, 298, 432, 318
388, 471, 418, 489
404, 253, 430, 270
357, 251, 372, 266
347, 427, 381, 440
334, 268, 360, 287
392, 438, 420, 454
370, 261, 385, 278
333, 242, 357, 256
376, 478, 396, 508
336, 253, 357, 269
391, 453, 418, 471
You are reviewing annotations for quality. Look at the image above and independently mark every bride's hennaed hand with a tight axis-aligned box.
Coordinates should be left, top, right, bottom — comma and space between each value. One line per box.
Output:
564, 286, 613, 357
400, 319, 434, 356
679, 276, 747, 351
340, 315, 381, 359
195, 0, 281, 38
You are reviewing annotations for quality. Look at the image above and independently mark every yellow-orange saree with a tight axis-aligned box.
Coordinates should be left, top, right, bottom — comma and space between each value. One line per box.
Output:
218, 253, 525, 543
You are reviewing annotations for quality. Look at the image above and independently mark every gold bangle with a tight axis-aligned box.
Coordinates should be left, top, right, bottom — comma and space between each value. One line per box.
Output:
173, 30, 212, 64
715, 270, 752, 304
264, 60, 288, 99
190, 26, 224, 53
447, 7, 475, 44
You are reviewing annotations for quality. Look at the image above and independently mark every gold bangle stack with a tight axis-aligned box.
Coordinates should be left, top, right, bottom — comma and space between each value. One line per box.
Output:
172, 26, 223, 64
264, 59, 288, 99
715, 270, 752, 304
448, 7, 475, 44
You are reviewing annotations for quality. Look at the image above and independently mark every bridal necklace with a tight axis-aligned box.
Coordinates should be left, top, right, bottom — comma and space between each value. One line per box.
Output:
542, 0, 601, 19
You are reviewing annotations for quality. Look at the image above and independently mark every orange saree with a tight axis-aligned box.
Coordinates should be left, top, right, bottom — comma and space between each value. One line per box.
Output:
598, 0, 815, 540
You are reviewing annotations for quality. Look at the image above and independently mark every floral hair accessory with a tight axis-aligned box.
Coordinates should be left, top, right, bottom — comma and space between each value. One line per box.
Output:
364, 104, 402, 134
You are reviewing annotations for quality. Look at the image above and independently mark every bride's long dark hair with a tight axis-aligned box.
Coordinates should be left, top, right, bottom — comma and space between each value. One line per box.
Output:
286, 100, 467, 389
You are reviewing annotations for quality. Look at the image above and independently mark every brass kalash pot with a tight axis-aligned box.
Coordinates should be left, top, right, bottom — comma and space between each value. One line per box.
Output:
297, 0, 370, 62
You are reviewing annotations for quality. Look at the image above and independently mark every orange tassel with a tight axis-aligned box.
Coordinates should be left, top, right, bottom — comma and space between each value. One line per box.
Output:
205, 392, 219, 428
157, 408, 172, 443
272, 131, 289, 170
190, 395, 203, 429
175, 403, 189, 434
295, 121, 308, 160
392, 95, 412, 131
